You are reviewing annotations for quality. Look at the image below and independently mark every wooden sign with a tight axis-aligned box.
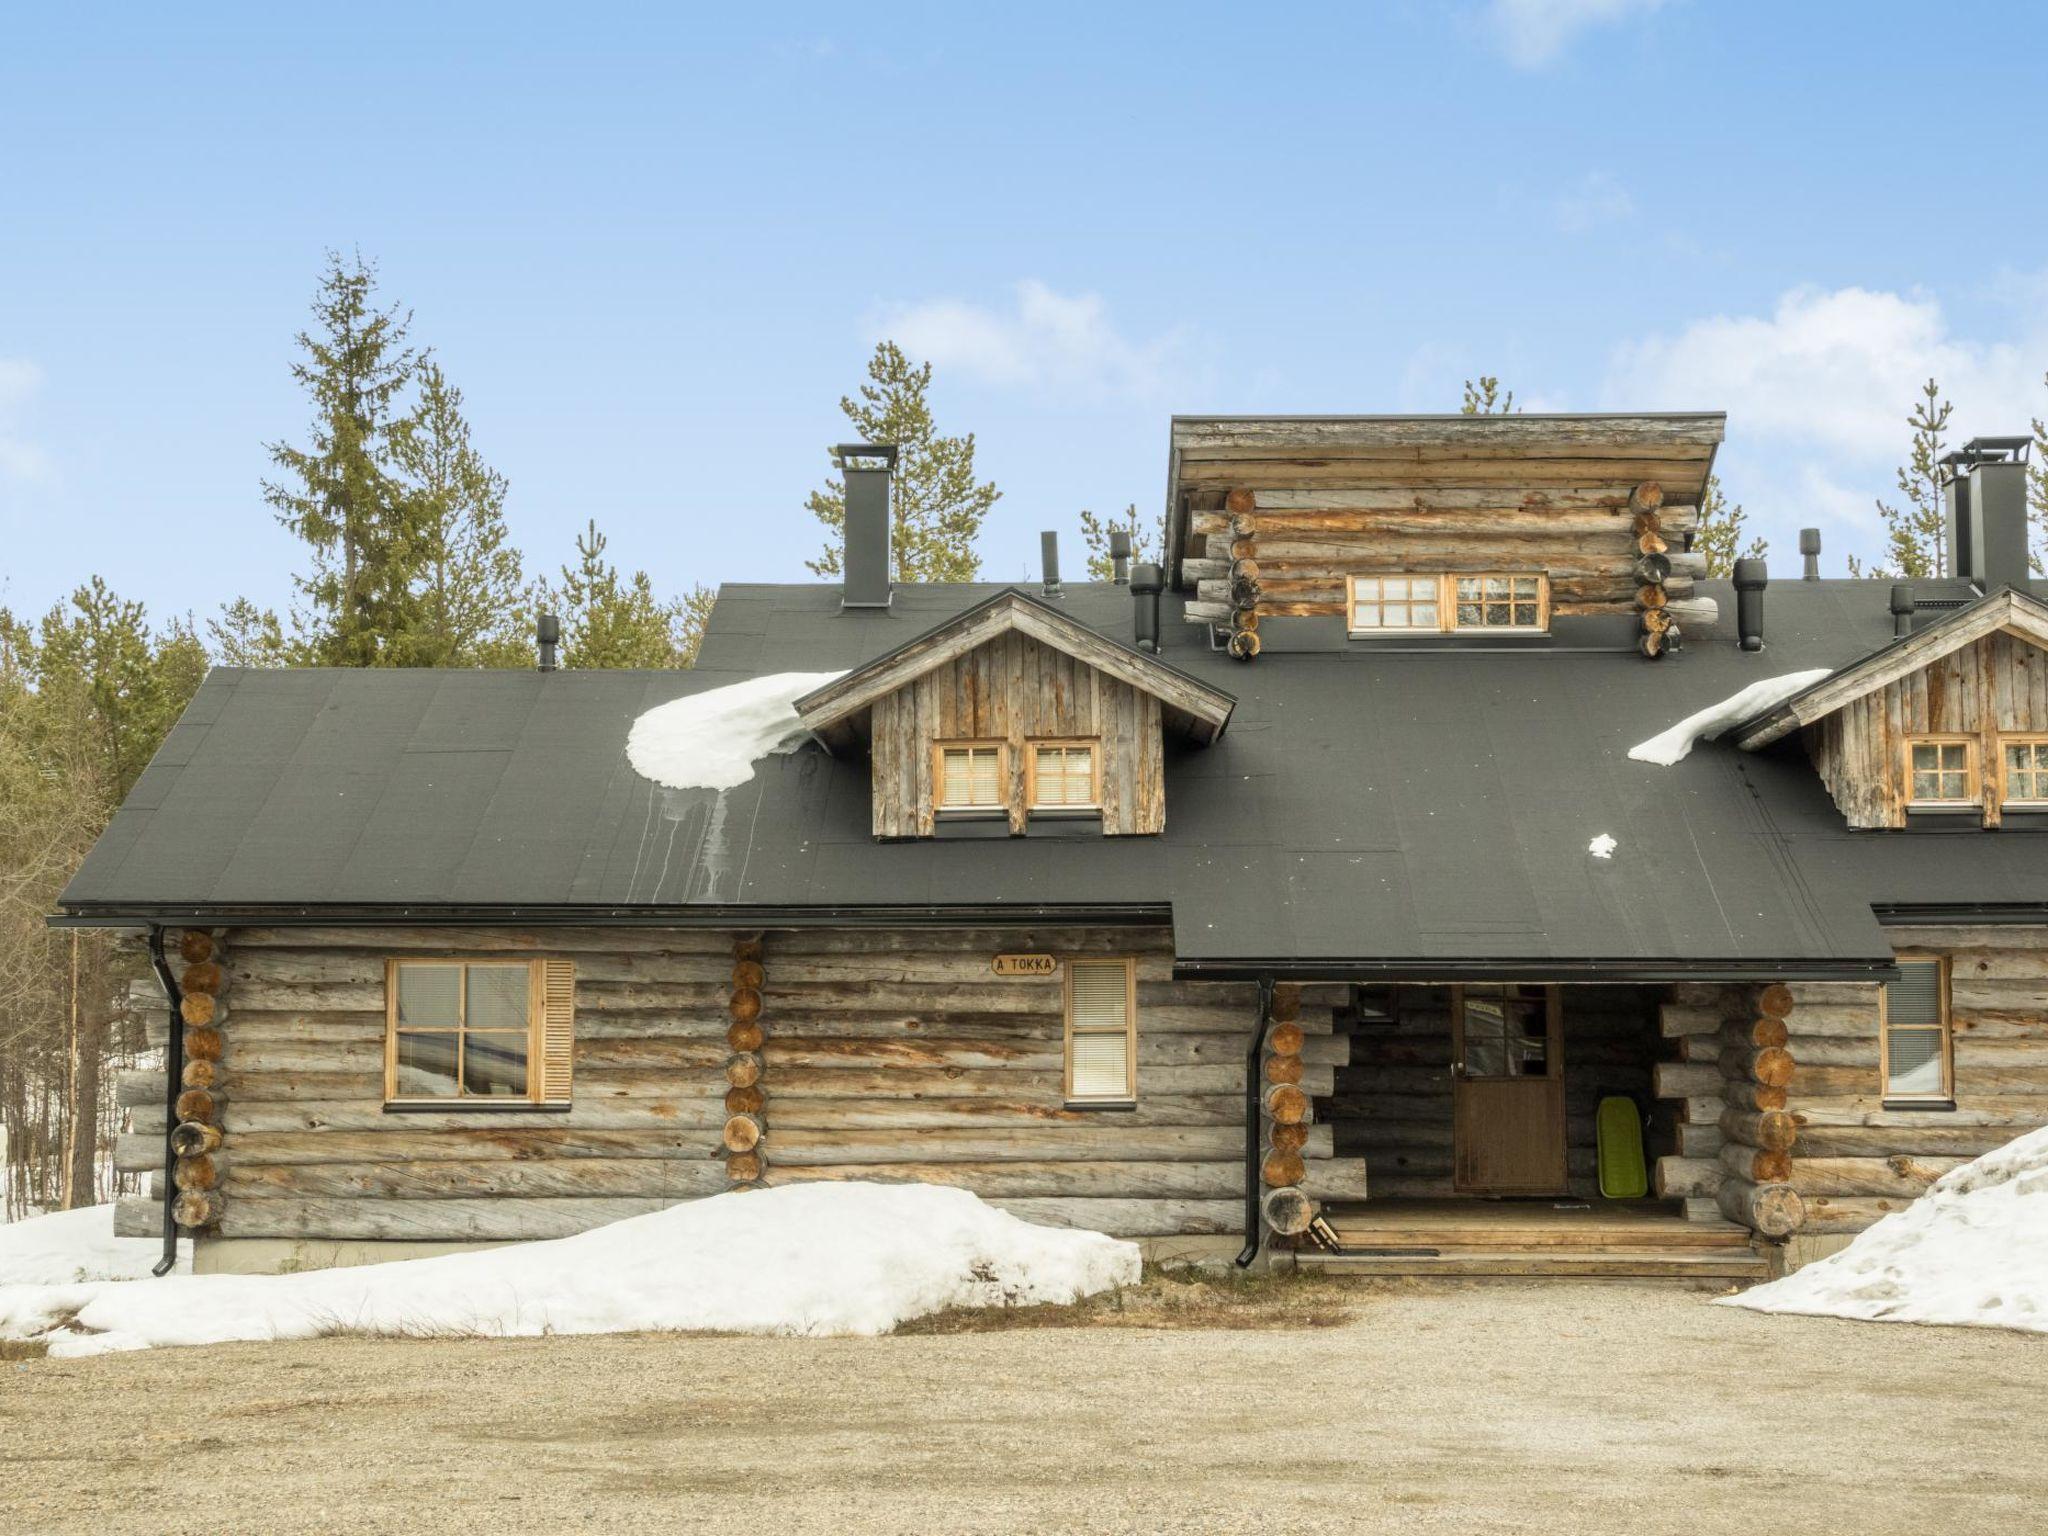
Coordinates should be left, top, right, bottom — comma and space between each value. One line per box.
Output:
992, 953, 1057, 977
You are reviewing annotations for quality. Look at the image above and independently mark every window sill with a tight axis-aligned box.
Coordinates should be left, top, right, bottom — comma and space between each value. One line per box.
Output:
932, 810, 1012, 841
1063, 1099, 1137, 1112
1880, 1099, 1956, 1113
383, 1100, 572, 1114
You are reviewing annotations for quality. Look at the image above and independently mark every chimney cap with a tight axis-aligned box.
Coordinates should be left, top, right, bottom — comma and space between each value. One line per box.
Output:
1732, 557, 1769, 591
1940, 436, 2032, 480
1109, 529, 1132, 557
1889, 583, 1917, 616
833, 442, 899, 469
1798, 528, 1822, 555
1129, 562, 1164, 594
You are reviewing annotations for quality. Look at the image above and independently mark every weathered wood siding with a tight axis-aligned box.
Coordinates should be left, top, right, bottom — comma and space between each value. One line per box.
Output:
1804, 629, 2048, 828
1328, 985, 1662, 1199
868, 631, 1165, 837
118, 925, 1365, 1243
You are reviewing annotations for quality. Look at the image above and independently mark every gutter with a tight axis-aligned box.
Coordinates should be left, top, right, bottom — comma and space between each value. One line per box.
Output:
1173, 957, 1902, 984
1236, 974, 1276, 1269
1876, 903, 2048, 926
51, 901, 1176, 931
144, 925, 182, 1278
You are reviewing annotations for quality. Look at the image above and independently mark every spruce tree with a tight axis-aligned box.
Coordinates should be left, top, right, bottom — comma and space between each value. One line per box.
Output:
2029, 371, 2047, 575
1851, 379, 1953, 579
1460, 376, 1518, 415
806, 342, 999, 582
1693, 475, 1766, 578
538, 521, 715, 668
1078, 503, 1166, 580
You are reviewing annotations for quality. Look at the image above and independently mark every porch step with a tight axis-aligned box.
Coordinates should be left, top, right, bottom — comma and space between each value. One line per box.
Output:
1320, 1222, 1755, 1252
1297, 1246, 1769, 1280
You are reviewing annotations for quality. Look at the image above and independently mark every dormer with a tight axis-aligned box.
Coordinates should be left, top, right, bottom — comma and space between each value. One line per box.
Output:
1734, 586, 2048, 830
1164, 414, 1726, 659
795, 589, 1235, 840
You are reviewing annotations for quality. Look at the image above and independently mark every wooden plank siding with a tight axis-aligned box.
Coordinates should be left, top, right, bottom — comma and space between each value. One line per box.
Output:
120, 925, 1364, 1243
869, 630, 1166, 837
1804, 629, 2048, 828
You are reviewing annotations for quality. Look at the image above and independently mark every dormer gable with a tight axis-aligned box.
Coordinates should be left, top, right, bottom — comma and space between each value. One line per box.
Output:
1733, 586, 2048, 829
794, 589, 1234, 839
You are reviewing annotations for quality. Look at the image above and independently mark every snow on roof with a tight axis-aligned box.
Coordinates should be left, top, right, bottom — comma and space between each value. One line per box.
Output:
0, 1183, 1138, 1357
626, 671, 843, 792
1722, 1125, 2048, 1335
1627, 669, 1832, 767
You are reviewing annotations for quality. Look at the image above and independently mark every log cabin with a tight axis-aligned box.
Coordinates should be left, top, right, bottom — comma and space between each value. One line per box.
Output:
55, 419, 2048, 1279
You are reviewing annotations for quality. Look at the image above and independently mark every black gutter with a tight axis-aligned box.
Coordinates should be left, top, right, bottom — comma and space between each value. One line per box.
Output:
1235, 975, 1276, 1269
144, 926, 182, 1278
1175, 957, 1901, 984
1876, 904, 2048, 926
50, 901, 1176, 931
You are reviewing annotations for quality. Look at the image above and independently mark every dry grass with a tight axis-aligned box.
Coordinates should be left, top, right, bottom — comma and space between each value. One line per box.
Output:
897, 1262, 1367, 1334
0, 1337, 50, 1362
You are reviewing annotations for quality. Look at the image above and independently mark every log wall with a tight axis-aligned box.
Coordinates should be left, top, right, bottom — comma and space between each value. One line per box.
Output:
867, 629, 1164, 837
1804, 630, 2048, 828
116, 925, 1365, 1244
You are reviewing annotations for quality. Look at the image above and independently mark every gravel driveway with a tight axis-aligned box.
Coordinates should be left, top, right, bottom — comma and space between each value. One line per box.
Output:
3, 1283, 2042, 1534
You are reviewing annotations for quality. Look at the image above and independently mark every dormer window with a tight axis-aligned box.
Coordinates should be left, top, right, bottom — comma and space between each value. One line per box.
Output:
1028, 740, 1101, 812
2001, 737, 2048, 808
1906, 736, 1977, 810
934, 741, 1005, 813
1347, 573, 1548, 637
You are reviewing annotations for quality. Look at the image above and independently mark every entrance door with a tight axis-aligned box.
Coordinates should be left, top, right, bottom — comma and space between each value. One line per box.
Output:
1451, 984, 1567, 1195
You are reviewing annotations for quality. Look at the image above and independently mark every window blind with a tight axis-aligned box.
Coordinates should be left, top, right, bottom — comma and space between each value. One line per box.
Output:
1885, 959, 1948, 1099
1067, 959, 1133, 1100
1033, 745, 1096, 807
940, 746, 1001, 808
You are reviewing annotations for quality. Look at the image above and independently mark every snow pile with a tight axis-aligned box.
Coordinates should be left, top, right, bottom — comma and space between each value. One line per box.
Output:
0, 1183, 1139, 1357
1723, 1125, 2048, 1334
626, 672, 843, 791
0, 1205, 186, 1285
1587, 833, 1617, 860
1627, 669, 1832, 766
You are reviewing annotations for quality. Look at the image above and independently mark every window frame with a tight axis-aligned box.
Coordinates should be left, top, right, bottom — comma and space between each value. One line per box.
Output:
1025, 737, 1103, 812
1345, 572, 1551, 638
384, 957, 549, 1106
1997, 734, 2048, 810
931, 739, 1009, 815
1902, 734, 1980, 811
1062, 956, 1138, 1106
1879, 953, 1954, 1107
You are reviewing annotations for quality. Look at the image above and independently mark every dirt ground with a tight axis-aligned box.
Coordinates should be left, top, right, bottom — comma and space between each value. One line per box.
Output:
3, 1281, 2044, 1535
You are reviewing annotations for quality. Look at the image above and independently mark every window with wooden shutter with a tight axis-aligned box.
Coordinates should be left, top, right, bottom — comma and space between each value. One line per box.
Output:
385, 957, 572, 1106
1882, 956, 1951, 1104
933, 741, 1005, 811
1065, 957, 1136, 1103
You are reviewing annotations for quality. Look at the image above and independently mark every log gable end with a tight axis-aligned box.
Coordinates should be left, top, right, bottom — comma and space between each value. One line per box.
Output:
795, 590, 1234, 840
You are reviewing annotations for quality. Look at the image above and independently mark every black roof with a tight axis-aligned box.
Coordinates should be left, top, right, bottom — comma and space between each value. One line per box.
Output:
56, 577, 2048, 977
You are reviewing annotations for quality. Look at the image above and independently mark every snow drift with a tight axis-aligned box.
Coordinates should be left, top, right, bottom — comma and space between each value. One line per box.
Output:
1723, 1125, 2048, 1334
0, 1205, 186, 1285
0, 1183, 1139, 1357
625, 671, 843, 792
1627, 669, 1831, 766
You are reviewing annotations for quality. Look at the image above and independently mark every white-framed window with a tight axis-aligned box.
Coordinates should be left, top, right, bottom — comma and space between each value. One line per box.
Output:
1999, 736, 2048, 808
386, 958, 574, 1104
1346, 573, 1549, 636
933, 741, 1006, 812
1881, 956, 1952, 1104
1905, 736, 1977, 809
1064, 957, 1137, 1103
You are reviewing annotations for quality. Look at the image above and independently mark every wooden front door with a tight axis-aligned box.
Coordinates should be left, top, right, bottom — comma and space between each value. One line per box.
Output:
1451, 984, 1567, 1195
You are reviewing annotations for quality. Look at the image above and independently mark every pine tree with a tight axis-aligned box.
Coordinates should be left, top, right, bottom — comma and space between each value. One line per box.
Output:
538, 521, 715, 668
1078, 503, 1166, 580
806, 342, 999, 582
2028, 371, 2047, 575
1693, 475, 1767, 579
261, 251, 426, 665
389, 362, 528, 666
1461, 376, 1519, 415
1850, 378, 1953, 579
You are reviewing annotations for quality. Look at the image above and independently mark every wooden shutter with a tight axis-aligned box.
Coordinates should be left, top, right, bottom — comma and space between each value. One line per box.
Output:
539, 959, 575, 1102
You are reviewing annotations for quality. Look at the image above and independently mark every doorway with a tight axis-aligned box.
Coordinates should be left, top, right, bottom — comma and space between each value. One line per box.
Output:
1451, 984, 1567, 1195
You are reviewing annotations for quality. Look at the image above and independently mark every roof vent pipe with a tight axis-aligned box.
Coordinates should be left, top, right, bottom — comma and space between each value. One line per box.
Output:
1040, 531, 1063, 600
1109, 529, 1132, 586
1799, 528, 1822, 581
835, 443, 898, 609
1733, 558, 1768, 652
1890, 583, 1917, 638
1130, 562, 1163, 653
536, 613, 560, 672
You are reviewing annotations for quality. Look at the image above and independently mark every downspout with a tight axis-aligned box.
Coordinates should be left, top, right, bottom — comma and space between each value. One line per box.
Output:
145, 925, 183, 1277
1235, 974, 1277, 1268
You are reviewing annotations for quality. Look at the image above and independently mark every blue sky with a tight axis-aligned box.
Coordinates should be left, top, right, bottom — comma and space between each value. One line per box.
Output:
4, 1, 2047, 629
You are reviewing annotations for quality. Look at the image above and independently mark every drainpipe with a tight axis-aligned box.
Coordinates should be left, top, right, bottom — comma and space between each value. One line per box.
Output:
1235, 974, 1277, 1268
145, 926, 183, 1277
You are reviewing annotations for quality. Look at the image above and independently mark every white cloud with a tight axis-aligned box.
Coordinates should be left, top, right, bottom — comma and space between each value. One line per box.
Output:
1553, 171, 1635, 233
0, 358, 51, 484
876, 280, 1192, 402
1481, 0, 1669, 69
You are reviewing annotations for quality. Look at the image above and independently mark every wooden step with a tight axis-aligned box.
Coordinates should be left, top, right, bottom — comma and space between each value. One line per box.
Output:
1321, 1223, 1754, 1251
1298, 1247, 1769, 1279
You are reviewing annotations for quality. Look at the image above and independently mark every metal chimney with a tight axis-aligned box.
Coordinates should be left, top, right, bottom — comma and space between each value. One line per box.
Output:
1799, 528, 1822, 581
1943, 437, 2032, 592
1040, 531, 1063, 600
536, 613, 560, 672
1733, 558, 1768, 652
1109, 529, 1132, 585
1890, 583, 1916, 638
835, 443, 897, 609
1129, 562, 1163, 653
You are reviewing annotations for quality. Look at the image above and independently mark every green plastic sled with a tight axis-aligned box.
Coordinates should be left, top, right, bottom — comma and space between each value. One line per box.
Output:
1596, 1094, 1649, 1200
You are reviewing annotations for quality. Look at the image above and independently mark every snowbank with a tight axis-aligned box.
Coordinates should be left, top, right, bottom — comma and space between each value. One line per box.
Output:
0, 1205, 186, 1285
1587, 833, 1617, 859
0, 1183, 1139, 1357
1722, 1125, 2048, 1334
1627, 669, 1831, 766
626, 672, 843, 792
